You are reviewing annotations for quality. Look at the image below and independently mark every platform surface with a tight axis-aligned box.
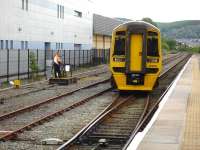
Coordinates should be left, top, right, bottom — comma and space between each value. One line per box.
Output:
136, 55, 200, 150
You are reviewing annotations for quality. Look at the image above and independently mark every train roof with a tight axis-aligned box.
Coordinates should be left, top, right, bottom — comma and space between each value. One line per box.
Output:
114, 21, 160, 32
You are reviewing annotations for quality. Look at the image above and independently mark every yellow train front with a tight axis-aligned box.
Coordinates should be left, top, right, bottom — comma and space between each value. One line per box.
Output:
110, 21, 162, 91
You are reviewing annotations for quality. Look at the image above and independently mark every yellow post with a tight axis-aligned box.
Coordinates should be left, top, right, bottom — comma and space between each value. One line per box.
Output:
13, 80, 21, 89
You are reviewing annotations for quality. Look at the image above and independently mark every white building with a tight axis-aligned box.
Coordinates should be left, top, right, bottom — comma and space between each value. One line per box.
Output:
0, 0, 93, 50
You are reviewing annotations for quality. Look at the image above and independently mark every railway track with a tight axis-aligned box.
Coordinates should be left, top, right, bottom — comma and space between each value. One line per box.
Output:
162, 52, 182, 65
0, 65, 109, 101
0, 78, 111, 141
0, 74, 111, 116
0, 52, 188, 149
0, 53, 181, 116
65, 95, 149, 150
58, 54, 191, 150
0, 52, 180, 101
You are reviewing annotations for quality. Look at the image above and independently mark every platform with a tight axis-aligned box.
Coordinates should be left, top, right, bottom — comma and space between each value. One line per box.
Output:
127, 55, 200, 150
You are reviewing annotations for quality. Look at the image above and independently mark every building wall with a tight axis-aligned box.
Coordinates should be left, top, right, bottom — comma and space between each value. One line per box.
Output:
93, 34, 111, 49
0, 0, 93, 50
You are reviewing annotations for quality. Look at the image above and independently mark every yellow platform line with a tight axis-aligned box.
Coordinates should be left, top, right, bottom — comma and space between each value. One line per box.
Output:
181, 55, 200, 150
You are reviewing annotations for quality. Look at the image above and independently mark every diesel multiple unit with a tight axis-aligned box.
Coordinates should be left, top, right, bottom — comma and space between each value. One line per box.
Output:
110, 21, 162, 91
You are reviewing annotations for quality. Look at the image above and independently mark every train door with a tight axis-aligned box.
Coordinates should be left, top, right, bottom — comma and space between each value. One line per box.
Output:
126, 31, 146, 85
130, 34, 143, 72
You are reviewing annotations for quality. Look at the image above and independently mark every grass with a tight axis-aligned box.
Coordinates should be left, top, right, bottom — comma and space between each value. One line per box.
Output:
177, 46, 200, 53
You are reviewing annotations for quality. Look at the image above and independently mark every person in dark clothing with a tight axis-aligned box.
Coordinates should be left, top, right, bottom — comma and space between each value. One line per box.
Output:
53, 51, 62, 78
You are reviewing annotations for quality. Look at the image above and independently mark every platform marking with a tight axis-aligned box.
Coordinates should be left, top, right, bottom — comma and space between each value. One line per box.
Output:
181, 56, 200, 150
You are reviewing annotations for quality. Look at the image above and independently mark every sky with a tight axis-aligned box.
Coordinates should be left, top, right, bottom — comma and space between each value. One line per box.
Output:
91, 0, 200, 22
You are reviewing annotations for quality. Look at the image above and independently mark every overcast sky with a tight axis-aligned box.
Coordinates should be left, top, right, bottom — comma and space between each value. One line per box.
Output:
91, 0, 199, 22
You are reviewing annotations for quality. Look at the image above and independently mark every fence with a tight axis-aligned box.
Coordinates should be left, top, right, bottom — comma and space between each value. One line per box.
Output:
0, 49, 110, 82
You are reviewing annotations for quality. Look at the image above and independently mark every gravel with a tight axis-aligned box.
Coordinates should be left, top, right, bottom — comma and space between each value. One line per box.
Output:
0, 91, 117, 150
0, 82, 111, 131
0, 73, 111, 115
0, 65, 109, 100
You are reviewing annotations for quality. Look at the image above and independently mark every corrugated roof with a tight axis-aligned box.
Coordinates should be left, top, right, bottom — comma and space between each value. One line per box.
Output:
93, 14, 124, 36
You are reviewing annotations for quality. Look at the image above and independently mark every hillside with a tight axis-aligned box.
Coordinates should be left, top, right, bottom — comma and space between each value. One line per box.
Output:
157, 20, 200, 39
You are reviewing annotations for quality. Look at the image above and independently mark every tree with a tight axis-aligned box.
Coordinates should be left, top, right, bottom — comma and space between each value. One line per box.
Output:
166, 39, 176, 50
29, 52, 39, 78
161, 37, 170, 51
161, 37, 177, 51
142, 17, 158, 27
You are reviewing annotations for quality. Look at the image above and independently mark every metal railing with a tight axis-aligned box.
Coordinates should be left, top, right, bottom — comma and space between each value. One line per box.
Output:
0, 49, 110, 82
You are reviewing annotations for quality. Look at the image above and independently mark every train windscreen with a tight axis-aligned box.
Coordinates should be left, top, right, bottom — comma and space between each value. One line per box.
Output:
114, 37, 125, 55
147, 37, 159, 56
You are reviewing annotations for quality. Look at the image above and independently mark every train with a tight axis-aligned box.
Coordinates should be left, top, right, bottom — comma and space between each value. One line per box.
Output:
110, 21, 162, 91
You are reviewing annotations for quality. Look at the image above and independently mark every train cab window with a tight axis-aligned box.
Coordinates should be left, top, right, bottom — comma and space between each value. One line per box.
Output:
147, 37, 159, 56
148, 31, 158, 36
116, 31, 126, 36
114, 37, 125, 55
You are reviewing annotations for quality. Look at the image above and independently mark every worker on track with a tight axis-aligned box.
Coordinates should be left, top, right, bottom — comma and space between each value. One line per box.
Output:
53, 51, 62, 78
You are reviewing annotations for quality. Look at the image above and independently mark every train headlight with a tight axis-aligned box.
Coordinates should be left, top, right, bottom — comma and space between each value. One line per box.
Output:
113, 57, 125, 62
147, 58, 159, 63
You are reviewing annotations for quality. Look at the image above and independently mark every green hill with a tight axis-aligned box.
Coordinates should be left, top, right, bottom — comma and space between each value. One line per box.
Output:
157, 20, 200, 39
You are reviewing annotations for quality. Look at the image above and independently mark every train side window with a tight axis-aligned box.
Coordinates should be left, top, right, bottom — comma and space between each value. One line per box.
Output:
114, 37, 125, 55
147, 37, 159, 56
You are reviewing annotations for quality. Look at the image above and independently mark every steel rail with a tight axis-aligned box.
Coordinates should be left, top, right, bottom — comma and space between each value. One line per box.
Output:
162, 52, 182, 65
58, 54, 191, 150
57, 95, 135, 150
0, 53, 178, 93
0, 87, 111, 141
0, 78, 109, 121
133, 96, 150, 131
160, 54, 191, 78
0, 65, 108, 93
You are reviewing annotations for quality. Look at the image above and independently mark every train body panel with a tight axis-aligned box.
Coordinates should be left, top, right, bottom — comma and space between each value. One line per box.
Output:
110, 21, 162, 91
112, 74, 158, 91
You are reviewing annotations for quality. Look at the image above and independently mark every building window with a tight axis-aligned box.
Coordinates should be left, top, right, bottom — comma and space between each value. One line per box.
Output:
57, 5, 59, 18
74, 10, 82, 18
56, 43, 59, 49
60, 5, 62, 18
0, 40, 3, 49
10, 40, 13, 49
25, 41, 28, 49
26, 0, 28, 11
62, 6, 64, 19
5, 40, 9, 49
21, 41, 24, 50
61, 6, 64, 19
22, 0, 24, 9
56, 43, 63, 49
61, 43, 63, 49
74, 44, 82, 50
22, 0, 28, 11
57, 5, 64, 19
